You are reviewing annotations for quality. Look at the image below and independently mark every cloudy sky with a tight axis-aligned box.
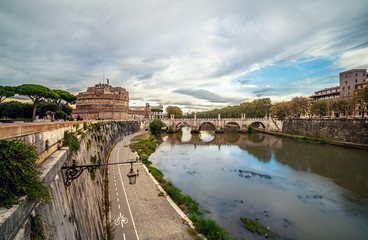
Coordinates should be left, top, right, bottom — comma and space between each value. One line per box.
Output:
1, 0, 368, 112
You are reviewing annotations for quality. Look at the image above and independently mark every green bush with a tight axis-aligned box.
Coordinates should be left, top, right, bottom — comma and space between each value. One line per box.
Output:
0, 140, 51, 208
63, 131, 80, 153
150, 119, 163, 136
247, 125, 253, 133
54, 111, 67, 120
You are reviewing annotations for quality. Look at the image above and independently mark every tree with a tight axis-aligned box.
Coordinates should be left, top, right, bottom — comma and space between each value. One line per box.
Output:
288, 97, 310, 118
0, 101, 33, 119
0, 86, 15, 103
354, 87, 368, 118
166, 106, 183, 118
329, 99, 350, 117
36, 100, 57, 119
150, 119, 163, 136
52, 89, 76, 121
311, 101, 328, 117
271, 102, 289, 120
16, 84, 59, 121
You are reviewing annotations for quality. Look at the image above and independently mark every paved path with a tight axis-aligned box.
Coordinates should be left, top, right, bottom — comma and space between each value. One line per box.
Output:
108, 132, 192, 240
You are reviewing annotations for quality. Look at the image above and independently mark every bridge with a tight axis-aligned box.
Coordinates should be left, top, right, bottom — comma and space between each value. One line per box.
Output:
161, 114, 283, 132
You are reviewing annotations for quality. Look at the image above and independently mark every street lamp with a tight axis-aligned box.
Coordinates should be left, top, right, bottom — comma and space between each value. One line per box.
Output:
62, 161, 138, 187
126, 162, 137, 184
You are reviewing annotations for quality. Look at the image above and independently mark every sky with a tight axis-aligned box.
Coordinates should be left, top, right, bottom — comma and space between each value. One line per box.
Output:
1, 0, 368, 113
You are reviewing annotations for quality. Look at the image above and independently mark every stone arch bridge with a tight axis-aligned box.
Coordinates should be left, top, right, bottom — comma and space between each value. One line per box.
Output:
161, 115, 283, 132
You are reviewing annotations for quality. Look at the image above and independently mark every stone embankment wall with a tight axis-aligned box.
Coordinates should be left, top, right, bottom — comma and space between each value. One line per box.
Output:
282, 119, 368, 144
0, 121, 141, 240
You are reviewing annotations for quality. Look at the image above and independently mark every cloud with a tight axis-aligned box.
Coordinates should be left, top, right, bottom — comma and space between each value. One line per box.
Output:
333, 47, 368, 70
0, 0, 368, 112
252, 88, 274, 97
238, 80, 250, 84
174, 88, 244, 103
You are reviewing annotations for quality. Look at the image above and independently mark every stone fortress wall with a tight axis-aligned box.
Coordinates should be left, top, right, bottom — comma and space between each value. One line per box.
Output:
0, 121, 141, 240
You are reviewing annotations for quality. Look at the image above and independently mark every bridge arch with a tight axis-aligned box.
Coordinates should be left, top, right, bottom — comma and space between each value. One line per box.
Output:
224, 122, 240, 132
161, 122, 169, 130
250, 121, 266, 129
199, 122, 216, 131
175, 122, 191, 129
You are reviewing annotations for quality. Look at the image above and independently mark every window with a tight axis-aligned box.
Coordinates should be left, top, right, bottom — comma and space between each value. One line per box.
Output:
348, 93, 351, 96
348, 86, 350, 90
345, 81, 348, 84
343, 87, 345, 91
343, 93, 345, 97
355, 79, 357, 83
362, 84, 364, 88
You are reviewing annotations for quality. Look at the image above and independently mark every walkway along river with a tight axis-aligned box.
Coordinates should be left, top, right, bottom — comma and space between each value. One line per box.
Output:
149, 127, 368, 240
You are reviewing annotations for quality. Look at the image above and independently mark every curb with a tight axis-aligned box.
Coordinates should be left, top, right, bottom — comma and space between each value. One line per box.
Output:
141, 163, 195, 229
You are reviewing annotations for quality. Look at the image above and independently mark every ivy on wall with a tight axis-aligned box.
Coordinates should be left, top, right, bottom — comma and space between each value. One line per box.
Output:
0, 139, 51, 208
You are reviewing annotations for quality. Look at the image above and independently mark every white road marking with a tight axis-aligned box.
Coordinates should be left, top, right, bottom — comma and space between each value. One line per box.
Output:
114, 212, 128, 228
118, 204, 120, 209
116, 192, 119, 196
117, 146, 140, 240
116, 187, 118, 191
117, 198, 119, 202
123, 233, 126, 240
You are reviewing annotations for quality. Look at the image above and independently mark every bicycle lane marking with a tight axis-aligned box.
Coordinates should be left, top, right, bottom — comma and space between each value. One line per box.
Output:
117, 141, 140, 239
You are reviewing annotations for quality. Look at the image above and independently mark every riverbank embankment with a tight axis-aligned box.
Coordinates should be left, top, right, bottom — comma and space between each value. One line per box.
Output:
282, 118, 368, 146
256, 128, 368, 150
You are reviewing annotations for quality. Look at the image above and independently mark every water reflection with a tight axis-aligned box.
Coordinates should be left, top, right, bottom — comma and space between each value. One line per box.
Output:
199, 129, 215, 142
151, 128, 368, 239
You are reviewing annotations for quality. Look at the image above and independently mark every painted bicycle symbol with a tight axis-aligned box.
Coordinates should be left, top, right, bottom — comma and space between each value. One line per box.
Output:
114, 213, 128, 228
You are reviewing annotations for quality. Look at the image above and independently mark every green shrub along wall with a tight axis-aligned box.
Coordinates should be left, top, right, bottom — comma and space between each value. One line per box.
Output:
1, 121, 140, 240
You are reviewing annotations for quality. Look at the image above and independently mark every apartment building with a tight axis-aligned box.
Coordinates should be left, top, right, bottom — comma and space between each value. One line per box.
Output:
310, 69, 367, 101
309, 86, 340, 101
339, 69, 367, 98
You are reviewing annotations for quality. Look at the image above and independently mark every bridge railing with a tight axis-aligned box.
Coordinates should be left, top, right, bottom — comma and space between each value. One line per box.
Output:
162, 117, 270, 121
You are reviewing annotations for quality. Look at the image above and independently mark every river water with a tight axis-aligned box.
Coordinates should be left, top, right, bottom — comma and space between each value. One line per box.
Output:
149, 127, 368, 240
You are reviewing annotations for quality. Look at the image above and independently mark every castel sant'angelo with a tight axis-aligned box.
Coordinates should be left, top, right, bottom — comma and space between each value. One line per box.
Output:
72, 82, 163, 120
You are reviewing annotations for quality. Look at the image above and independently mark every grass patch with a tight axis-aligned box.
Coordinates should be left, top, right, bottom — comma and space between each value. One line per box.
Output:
298, 137, 326, 144
240, 217, 277, 238
190, 214, 233, 240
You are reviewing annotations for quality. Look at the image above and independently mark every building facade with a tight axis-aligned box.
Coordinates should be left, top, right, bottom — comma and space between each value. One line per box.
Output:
72, 84, 129, 120
128, 103, 164, 120
339, 69, 367, 98
309, 69, 368, 117
310, 69, 367, 102
309, 86, 340, 101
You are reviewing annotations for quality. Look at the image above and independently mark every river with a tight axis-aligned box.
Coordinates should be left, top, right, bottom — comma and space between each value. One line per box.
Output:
149, 127, 368, 240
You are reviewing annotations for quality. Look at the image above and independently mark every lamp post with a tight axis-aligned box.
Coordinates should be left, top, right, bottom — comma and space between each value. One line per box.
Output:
62, 161, 138, 187
126, 162, 137, 184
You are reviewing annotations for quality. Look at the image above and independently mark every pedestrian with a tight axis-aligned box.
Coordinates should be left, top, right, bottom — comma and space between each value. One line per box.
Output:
149, 168, 151, 173
137, 169, 139, 176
